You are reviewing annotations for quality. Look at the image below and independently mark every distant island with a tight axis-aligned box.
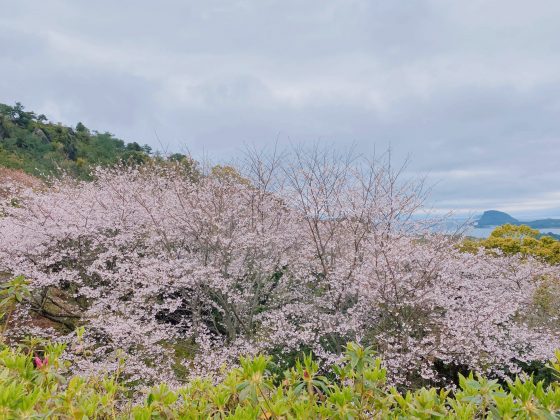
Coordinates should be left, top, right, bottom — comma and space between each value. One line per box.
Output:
476, 210, 560, 235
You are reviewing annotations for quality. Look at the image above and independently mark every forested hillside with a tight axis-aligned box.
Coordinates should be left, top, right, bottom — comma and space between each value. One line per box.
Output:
0, 102, 152, 178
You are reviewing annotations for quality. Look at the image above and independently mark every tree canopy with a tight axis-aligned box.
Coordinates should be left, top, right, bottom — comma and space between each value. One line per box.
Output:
461, 224, 560, 265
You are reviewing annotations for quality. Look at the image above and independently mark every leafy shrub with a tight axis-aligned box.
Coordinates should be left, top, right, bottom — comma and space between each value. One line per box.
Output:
1, 340, 560, 418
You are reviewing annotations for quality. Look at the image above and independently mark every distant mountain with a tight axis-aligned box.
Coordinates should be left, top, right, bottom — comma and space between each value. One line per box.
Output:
476, 210, 560, 229
476, 210, 519, 227
526, 219, 560, 229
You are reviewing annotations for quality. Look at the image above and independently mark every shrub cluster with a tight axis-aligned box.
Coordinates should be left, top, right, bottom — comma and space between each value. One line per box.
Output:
2, 339, 560, 418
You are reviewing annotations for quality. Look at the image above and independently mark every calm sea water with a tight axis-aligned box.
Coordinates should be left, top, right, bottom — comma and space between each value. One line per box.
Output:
466, 227, 560, 239
432, 218, 560, 239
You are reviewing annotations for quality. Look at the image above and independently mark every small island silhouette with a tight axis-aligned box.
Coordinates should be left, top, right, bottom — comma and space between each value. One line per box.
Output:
476, 210, 560, 229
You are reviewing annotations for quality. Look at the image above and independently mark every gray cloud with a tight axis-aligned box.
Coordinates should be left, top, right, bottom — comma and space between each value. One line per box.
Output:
1, 0, 560, 216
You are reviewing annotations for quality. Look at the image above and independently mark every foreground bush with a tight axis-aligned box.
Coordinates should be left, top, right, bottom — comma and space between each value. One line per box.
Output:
2, 340, 560, 419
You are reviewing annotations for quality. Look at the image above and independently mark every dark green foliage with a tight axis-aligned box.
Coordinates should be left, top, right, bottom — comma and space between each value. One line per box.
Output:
0, 102, 152, 178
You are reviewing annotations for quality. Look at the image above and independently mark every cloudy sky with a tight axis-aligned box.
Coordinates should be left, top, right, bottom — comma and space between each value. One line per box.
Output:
1, 0, 560, 217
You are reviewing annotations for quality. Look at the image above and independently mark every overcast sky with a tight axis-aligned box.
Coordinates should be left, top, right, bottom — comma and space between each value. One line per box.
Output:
1, 0, 560, 217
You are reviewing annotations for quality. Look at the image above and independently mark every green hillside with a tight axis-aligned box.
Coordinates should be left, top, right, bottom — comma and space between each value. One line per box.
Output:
0, 102, 152, 178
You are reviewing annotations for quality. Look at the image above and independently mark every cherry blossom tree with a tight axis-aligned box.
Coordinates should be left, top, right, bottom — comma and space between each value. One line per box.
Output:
1, 151, 558, 387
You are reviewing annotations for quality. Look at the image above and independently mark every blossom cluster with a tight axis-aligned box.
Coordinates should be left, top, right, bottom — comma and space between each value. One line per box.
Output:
1, 154, 558, 386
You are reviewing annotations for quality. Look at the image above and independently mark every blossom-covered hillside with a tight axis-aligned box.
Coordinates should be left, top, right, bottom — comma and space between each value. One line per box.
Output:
1, 148, 559, 394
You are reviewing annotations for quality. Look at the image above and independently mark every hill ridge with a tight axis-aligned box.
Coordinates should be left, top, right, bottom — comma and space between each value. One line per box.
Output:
476, 209, 560, 229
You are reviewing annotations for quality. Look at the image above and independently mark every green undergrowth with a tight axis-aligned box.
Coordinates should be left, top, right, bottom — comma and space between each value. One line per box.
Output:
1, 339, 560, 419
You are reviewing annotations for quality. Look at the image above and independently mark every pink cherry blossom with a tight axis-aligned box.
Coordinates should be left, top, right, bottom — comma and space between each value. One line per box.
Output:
1, 150, 558, 388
